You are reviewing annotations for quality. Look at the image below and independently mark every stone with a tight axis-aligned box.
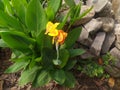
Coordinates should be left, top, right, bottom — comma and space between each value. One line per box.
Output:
115, 35, 120, 50
101, 32, 115, 54
112, 0, 120, 21
105, 65, 120, 78
86, 0, 108, 13
90, 32, 106, 56
110, 47, 120, 69
114, 24, 120, 35
78, 28, 89, 41
97, 17, 115, 32
83, 19, 102, 33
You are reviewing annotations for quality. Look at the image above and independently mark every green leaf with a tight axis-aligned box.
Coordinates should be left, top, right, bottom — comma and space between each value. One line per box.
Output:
51, 69, 65, 84
5, 60, 29, 73
19, 66, 39, 86
41, 47, 56, 68
59, 49, 69, 68
0, 31, 35, 53
0, 0, 4, 10
64, 0, 75, 8
11, 0, 27, 24
64, 60, 77, 70
25, 0, 47, 35
0, 10, 23, 31
63, 72, 76, 88
61, 27, 82, 49
69, 49, 85, 58
2, 0, 14, 16
0, 39, 8, 47
76, 6, 93, 21
47, 0, 62, 15
36, 31, 53, 50
32, 70, 51, 87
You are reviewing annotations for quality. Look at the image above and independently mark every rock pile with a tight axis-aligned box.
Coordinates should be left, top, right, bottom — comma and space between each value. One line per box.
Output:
64, 0, 120, 78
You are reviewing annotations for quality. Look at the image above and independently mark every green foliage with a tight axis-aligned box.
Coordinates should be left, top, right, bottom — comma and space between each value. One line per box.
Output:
0, 0, 92, 88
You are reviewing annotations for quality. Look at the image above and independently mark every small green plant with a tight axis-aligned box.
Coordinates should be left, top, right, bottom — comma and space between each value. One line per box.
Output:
0, 0, 92, 88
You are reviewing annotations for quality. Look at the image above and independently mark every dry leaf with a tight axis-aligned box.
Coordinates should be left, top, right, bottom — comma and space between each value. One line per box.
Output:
98, 58, 103, 65
108, 77, 115, 88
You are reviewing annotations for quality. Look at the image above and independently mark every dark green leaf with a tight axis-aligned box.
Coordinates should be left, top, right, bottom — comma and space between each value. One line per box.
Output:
2, 0, 14, 16
0, 31, 35, 53
41, 47, 56, 68
19, 66, 39, 86
69, 49, 85, 58
0, 10, 23, 31
0, 0, 4, 10
64, 60, 77, 70
32, 70, 51, 87
36, 31, 53, 50
11, 0, 27, 24
76, 6, 93, 21
59, 49, 69, 68
51, 69, 65, 84
25, 0, 47, 35
63, 72, 76, 88
47, 0, 62, 15
61, 27, 82, 49
64, 0, 75, 7
5, 60, 29, 73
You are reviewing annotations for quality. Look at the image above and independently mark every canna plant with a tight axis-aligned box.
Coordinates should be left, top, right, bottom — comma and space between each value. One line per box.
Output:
0, 0, 92, 88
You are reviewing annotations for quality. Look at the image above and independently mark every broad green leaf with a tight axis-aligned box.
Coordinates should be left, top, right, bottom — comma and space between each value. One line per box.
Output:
51, 69, 65, 84
2, 0, 14, 16
36, 31, 53, 51
59, 49, 69, 68
19, 66, 39, 86
64, 0, 75, 8
0, 0, 4, 10
0, 10, 23, 31
64, 60, 77, 70
47, 0, 62, 15
25, 0, 47, 35
11, 0, 27, 24
61, 27, 82, 49
45, 7, 55, 21
69, 49, 85, 58
63, 72, 76, 88
41, 47, 56, 68
32, 70, 51, 87
0, 31, 35, 53
5, 60, 29, 73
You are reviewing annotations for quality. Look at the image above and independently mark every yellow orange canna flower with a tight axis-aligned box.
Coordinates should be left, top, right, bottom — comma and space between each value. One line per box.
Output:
45, 21, 59, 36
52, 30, 67, 45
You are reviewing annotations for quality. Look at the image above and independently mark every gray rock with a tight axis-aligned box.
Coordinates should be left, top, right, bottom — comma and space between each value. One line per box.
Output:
97, 17, 115, 32
114, 24, 120, 35
105, 65, 120, 78
83, 19, 103, 33
80, 51, 95, 59
101, 32, 115, 54
86, 0, 108, 13
110, 47, 120, 69
90, 32, 106, 56
112, 0, 120, 21
78, 28, 89, 41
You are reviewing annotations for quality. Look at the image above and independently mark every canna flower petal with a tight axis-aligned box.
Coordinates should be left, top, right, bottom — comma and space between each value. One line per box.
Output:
45, 21, 59, 36
56, 30, 67, 44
